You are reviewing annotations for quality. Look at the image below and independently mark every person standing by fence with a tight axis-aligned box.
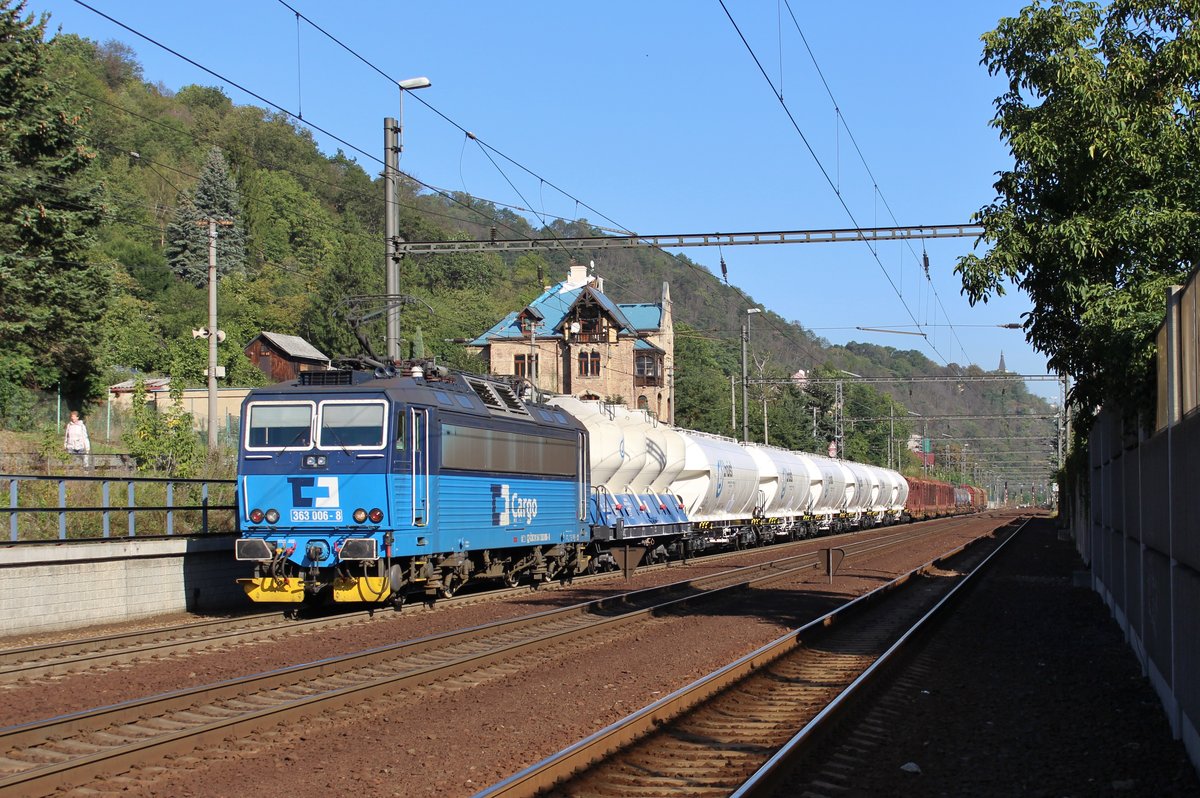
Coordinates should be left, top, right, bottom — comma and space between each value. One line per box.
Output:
64, 410, 90, 467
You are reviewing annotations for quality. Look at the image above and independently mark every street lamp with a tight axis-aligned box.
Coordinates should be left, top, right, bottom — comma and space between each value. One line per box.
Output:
742, 308, 762, 443
385, 76, 432, 362
397, 76, 432, 155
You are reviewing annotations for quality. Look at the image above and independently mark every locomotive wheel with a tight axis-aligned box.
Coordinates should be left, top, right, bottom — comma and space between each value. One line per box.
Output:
504, 570, 522, 588
441, 573, 459, 598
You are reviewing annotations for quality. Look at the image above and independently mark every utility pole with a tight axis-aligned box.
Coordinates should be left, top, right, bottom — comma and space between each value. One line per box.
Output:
384, 117, 400, 362
383, 79, 431, 363
889, 403, 895, 470
207, 219, 218, 449
742, 308, 761, 443
741, 322, 749, 442
193, 219, 230, 451
730, 375, 736, 435
834, 379, 844, 458
754, 356, 769, 445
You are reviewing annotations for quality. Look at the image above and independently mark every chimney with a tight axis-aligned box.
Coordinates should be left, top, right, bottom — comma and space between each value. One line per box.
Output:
568, 261, 589, 287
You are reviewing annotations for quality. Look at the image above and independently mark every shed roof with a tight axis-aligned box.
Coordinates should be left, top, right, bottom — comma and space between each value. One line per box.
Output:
253, 332, 329, 363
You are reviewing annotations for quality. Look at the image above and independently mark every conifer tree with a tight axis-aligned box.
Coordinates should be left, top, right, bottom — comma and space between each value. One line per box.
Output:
0, 0, 109, 401
165, 146, 246, 286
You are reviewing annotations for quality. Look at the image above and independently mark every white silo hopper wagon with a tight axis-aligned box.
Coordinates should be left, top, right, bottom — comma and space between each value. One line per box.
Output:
673, 430, 759, 548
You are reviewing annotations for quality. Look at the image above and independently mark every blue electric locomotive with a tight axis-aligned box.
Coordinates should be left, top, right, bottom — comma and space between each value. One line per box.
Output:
235, 364, 591, 604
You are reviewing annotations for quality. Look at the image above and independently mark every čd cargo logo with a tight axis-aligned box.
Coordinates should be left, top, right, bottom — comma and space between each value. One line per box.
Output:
491, 484, 538, 526
287, 476, 340, 508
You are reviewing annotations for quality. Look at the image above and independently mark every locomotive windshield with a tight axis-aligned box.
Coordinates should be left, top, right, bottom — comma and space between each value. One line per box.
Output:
246, 402, 313, 449
317, 401, 386, 449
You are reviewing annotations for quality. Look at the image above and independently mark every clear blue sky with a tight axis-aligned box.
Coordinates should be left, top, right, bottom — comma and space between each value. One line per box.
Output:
32, 0, 1058, 400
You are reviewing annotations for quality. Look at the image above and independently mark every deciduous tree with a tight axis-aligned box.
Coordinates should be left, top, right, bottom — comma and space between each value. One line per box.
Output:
956, 0, 1200, 424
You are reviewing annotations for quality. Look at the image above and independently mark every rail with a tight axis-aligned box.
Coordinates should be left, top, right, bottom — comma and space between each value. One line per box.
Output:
2, 473, 238, 541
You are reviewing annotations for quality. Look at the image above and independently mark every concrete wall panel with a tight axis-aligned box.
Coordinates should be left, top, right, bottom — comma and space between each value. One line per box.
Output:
1143, 546, 1174, 689
1175, 563, 1200, 729
1123, 445, 1141, 543
1175, 418, 1200, 572
1121, 535, 1141, 642
0, 536, 247, 637
1141, 434, 1170, 553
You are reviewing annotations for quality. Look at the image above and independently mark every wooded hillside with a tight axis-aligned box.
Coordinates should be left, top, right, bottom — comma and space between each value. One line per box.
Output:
0, 8, 1055, 484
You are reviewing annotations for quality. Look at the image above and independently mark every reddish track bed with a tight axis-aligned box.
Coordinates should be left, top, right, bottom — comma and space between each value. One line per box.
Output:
2, 514, 1092, 798
777, 516, 1199, 797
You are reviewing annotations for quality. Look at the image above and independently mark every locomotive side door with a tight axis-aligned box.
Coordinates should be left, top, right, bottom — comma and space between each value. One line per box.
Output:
410, 407, 430, 526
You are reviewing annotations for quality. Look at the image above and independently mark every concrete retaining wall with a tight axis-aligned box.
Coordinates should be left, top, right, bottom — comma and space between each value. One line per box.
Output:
0, 536, 249, 637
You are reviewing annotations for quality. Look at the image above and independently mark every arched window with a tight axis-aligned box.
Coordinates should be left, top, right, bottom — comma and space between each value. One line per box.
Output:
637, 395, 649, 410
578, 350, 600, 377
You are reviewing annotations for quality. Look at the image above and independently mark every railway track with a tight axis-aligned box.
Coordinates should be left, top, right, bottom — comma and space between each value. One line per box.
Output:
477, 516, 1027, 798
0, 519, 975, 683
0, 521, 966, 797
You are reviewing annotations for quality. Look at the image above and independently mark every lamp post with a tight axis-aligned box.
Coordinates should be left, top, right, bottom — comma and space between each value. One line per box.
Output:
385, 76, 432, 362
742, 308, 761, 443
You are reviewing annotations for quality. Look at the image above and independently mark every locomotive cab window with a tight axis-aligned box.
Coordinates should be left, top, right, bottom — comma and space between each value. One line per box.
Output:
245, 402, 314, 450
317, 400, 387, 449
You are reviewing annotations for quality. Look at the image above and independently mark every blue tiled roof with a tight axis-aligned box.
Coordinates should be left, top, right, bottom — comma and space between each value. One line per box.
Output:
583, 287, 637, 333
471, 280, 661, 346
619, 303, 663, 331
469, 311, 519, 346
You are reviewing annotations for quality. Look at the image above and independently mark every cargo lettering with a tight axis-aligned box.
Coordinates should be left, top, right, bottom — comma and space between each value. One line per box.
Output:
491, 484, 539, 526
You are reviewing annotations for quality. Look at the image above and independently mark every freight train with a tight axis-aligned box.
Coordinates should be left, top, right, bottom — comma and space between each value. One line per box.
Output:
234, 363, 985, 605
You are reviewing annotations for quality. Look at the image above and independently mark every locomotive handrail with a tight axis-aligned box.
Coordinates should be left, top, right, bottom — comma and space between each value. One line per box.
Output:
2, 473, 237, 542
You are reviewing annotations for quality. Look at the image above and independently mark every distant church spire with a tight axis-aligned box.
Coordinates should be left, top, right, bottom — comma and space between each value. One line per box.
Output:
998, 350, 1007, 373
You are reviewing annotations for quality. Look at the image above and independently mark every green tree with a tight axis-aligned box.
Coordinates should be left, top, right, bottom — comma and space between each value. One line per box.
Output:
165, 146, 246, 286
122, 377, 204, 476
0, 1, 110, 402
956, 0, 1200, 424
673, 323, 735, 434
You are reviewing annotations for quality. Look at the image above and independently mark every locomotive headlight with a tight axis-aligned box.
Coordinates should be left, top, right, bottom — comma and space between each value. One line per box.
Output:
353, 508, 368, 523
264, 509, 280, 525
249, 508, 265, 523
304, 455, 315, 467
368, 508, 384, 523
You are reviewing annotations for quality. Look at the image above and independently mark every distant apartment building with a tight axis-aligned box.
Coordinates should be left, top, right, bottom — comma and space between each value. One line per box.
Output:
471, 263, 675, 422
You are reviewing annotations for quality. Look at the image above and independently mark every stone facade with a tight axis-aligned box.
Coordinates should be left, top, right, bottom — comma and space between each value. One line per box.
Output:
472, 265, 675, 422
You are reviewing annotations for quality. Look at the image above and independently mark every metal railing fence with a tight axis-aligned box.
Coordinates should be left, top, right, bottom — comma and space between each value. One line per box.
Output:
3, 474, 238, 542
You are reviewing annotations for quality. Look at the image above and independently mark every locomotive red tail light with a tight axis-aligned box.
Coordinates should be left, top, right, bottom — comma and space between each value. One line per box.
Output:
368, 508, 384, 523
353, 508, 368, 523
249, 509, 265, 523
264, 509, 280, 525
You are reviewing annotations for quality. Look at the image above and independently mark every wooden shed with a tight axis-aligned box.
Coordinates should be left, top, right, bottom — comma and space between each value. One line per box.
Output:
244, 332, 330, 383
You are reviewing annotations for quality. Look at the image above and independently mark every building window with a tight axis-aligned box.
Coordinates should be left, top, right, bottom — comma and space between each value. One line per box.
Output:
514, 353, 538, 378
637, 395, 649, 410
578, 350, 600, 377
635, 353, 662, 387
